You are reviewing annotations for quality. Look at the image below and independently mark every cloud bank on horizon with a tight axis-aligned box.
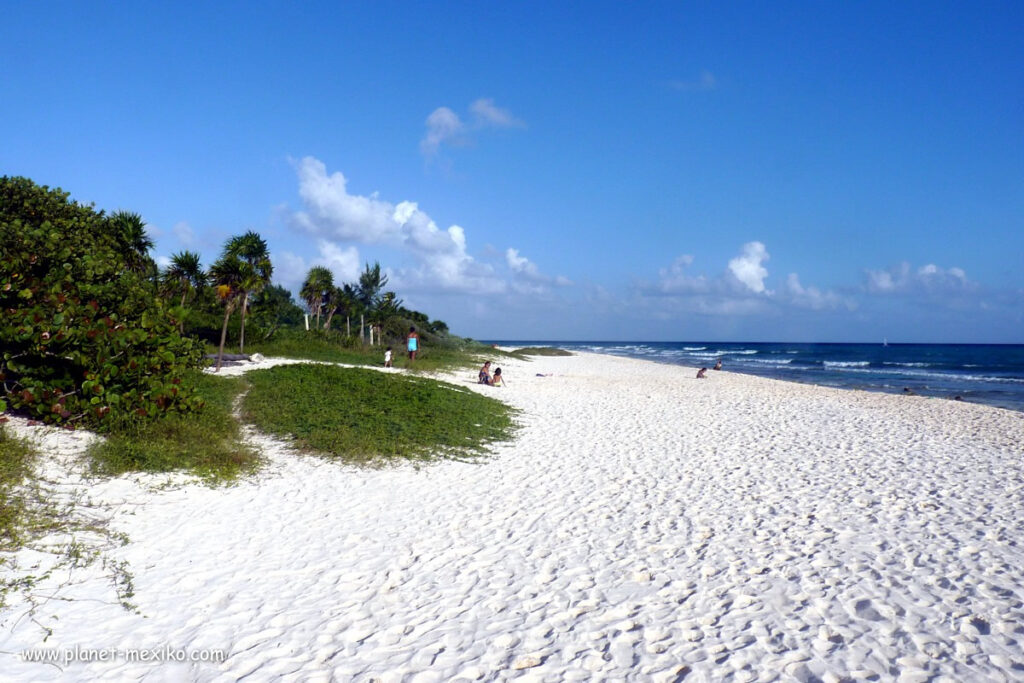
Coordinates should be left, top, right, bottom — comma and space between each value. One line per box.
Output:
262, 153, 1014, 342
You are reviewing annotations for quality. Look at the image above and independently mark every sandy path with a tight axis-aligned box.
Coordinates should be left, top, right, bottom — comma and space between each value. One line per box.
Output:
2, 352, 1023, 681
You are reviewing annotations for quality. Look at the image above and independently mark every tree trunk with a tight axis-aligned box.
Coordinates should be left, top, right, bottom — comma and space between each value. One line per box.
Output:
216, 302, 234, 372
239, 292, 249, 353
346, 315, 350, 337
324, 307, 336, 331
360, 314, 365, 344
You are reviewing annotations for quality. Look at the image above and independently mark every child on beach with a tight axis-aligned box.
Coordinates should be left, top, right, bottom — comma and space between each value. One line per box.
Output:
696, 367, 708, 379
407, 327, 418, 361
479, 361, 492, 385
492, 368, 504, 386
713, 359, 722, 371
384, 346, 392, 368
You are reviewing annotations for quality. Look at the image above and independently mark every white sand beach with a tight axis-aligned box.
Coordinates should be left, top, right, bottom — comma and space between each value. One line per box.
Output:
2, 351, 1023, 681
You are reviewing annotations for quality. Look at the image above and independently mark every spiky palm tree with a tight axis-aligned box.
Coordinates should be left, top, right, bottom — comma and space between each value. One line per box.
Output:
300, 266, 334, 329
208, 253, 245, 372
109, 210, 156, 276
368, 291, 402, 345
224, 231, 273, 353
357, 262, 388, 343
161, 251, 206, 333
340, 283, 358, 337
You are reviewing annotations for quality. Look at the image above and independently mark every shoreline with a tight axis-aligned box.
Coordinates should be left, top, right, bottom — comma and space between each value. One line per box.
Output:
497, 341, 1024, 414
2, 350, 1023, 680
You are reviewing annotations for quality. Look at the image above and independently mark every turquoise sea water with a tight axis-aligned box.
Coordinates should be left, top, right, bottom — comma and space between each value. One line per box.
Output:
489, 341, 1024, 413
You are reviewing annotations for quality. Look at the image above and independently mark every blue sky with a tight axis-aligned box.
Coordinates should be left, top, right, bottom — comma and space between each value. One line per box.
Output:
2, 1, 1022, 342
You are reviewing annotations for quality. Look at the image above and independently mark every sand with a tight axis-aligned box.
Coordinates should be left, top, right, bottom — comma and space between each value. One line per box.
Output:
2, 351, 1023, 681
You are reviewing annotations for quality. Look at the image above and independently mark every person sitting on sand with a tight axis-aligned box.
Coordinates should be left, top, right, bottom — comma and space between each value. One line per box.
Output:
479, 361, 493, 385
713, 359, 722, 371
696, 367, 708, 379
492, 368, 504, 387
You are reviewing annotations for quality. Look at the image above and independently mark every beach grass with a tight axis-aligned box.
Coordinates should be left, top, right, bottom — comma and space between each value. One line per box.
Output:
241, 364, 518, 463
0, 425, 38, 549
87, 371, 259, 481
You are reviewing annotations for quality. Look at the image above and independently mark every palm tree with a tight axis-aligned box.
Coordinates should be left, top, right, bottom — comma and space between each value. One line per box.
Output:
340, 283, 358, 337
208, 254, 245, 372
357, 262, 388, 344
368, 291, 402, 345
109, 210, 156, 276
300, 266, 334, 329
161, 251, 206, 332
224, 231, 273, 354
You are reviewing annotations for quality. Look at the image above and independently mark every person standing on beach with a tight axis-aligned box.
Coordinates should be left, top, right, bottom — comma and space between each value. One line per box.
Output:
407, 327, 419, 361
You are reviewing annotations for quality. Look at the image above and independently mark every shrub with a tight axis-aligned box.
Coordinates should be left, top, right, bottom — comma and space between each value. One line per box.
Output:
0, 177, 204, 428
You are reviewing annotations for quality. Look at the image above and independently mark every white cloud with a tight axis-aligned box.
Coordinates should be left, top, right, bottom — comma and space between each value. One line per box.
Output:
643, 242, 847, 315
288, 157, 505, 294
317, 240, 360, 281
274, 242, 362, 292
728, 241, 771, 294
784, 273, 849, 310
656, 254, 709, 294
421, 98, 524, 159
505, 247, 572, 292
172, 221, 195, 245
470, 98, 525, 128
420, 107, 465, 157
155, 255, 171, 269
865, 262, 976, 295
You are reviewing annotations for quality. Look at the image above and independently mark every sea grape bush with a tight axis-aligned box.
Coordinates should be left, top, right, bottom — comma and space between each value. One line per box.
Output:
0, 177, 204, 428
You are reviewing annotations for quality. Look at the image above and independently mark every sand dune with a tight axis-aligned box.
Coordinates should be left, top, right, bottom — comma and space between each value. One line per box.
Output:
2, 352, 1023, 681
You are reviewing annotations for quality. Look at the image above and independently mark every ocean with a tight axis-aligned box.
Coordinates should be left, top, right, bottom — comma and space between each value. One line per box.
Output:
489, 341, 1024, 413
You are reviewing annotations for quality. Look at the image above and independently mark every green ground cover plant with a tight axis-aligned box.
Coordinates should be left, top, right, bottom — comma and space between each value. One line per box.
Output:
512, 347, 573, 357
87, 371, 257, 481
241, 364, 517, 463
0, 425, 38, 549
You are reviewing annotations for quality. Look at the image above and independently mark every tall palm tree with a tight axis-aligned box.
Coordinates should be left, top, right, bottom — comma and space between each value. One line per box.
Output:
340, 283, 358, 337
357, 262, 388, 343
208, 253, 245, 372
368, 291, 402, 346
109, 210, 156, 276
300, 266, 334, 329
224, 231, 273, 353
161, 251, 206, 333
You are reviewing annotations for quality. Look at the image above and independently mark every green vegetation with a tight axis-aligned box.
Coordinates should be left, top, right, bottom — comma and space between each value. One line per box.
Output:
1, 176, 518, 481
1, 425, 137, 613
87, 371, 258, 481
0, 425, 38, 548
0, 177, 204, 428
512, 346, 573, 357
242, 328, 493, 373
242, 364, 517, 463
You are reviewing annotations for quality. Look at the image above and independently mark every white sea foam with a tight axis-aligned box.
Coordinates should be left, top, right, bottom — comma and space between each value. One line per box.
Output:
683, 346, 706, 351
824, 360, 870, 368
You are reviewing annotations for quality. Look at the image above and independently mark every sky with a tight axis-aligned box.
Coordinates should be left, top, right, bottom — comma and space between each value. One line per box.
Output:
2, 1, 1022, 343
